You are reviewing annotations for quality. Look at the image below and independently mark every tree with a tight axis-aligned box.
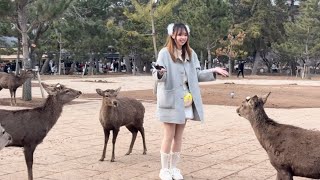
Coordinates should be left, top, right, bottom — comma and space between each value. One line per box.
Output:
178, 0, 231, 70
120, 0, 181, 74
274, 0, 320, 77
8, 0, 72, 100
215, 31, 246, 74
231, 0, 287, 74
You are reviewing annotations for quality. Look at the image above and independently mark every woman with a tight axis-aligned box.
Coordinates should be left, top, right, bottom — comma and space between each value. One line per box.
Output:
153, 23, 228, 180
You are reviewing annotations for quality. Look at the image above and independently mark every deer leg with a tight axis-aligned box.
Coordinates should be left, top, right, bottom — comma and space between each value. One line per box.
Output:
276, 169, 293, 180
13, 89, 17, 105
125, 125, 138, 155
99, 128, 110, 161
9, 89, 14, 106
111, 128, 119, 162
138, 126, 147, 155
24, 144, 37, 180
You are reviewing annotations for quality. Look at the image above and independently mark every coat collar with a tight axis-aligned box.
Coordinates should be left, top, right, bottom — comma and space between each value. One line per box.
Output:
174, 48, 190, 62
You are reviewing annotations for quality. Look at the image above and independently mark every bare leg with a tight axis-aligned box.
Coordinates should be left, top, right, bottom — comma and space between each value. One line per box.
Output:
172, 123, 186, 152
161, 123, 176, 153
99, 128, 110, 161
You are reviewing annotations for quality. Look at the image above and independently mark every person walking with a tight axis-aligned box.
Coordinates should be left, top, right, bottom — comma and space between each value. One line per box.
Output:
237, 57, 246, 78
152, 23, 229, 180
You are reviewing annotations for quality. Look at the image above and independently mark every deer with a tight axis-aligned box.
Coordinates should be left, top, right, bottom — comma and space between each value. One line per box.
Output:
237, 92, 320, 180
0, 82, 82, 180
0, 70, 33, 106
96, 87, 147, 162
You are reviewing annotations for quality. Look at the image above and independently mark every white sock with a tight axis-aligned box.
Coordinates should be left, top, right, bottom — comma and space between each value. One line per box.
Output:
170, 152, 181, 169
160, 151, 170, 169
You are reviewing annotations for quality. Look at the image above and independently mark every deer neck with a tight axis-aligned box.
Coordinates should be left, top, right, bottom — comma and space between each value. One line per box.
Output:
16, 76, 28, 85
249, 109, 278, 150
101, 103, 111, 115
42, 95, 64, 129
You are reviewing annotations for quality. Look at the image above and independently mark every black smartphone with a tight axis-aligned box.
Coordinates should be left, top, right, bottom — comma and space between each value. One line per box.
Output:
153, 65, 165, 70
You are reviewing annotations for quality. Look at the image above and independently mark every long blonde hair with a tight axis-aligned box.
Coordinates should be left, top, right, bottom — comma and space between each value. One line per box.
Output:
165, 23, 192, 63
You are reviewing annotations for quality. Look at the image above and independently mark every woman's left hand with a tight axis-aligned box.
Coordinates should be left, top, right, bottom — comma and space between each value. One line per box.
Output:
210, 67, 229, 77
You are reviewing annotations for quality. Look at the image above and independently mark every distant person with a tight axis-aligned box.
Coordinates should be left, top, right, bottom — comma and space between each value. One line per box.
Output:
113, 60, 119, 72
4, 63, 12, 73
272, 63, 278, 73
237, 58, 246, 78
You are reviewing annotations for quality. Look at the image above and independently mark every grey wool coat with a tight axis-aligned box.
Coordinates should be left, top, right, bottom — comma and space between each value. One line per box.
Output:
152, 47, 215, 124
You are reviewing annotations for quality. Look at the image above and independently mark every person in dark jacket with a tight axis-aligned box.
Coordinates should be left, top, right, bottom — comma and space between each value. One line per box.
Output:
237, 58, 246, 78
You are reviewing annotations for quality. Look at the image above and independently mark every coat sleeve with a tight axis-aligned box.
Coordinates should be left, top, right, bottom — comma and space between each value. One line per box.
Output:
152, 48, 167, 82
192, 51, 215, 82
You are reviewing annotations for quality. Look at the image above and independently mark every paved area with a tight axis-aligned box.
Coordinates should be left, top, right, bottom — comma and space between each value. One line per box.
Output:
0, 75, 319, 180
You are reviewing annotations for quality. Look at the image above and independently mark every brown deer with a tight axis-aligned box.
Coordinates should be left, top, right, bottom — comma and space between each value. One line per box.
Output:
237, 92, 320, 180
96, 87, 147, 162
0, 70, 33, 106
0, 82, 81, 180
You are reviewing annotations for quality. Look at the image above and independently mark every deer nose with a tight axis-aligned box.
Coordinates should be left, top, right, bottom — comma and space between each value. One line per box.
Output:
78, 91, 82, 95
113, 101, 118, 107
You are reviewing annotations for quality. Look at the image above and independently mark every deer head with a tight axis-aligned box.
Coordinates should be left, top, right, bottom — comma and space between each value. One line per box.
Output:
236, 92, 271, 119
19, 70, 34, 79
41, 83, 82, 104
96, 87, 121, 107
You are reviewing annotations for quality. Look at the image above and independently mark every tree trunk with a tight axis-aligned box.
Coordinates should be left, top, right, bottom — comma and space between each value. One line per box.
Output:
135, 54, 143, 73
88, 53, 95, 76
124, 55, 132, 74
228, 56, 232, 75
41, 59, 50, 74
15, 36, 21, 75
251, 51, 260, 75
206, 45, 211, 69
69, 60, 76, 75
18, 0, 32, 101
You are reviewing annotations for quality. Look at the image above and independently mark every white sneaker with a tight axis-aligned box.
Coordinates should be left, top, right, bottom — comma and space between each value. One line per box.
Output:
171, 168, 183, 180
159, 168, 172, 180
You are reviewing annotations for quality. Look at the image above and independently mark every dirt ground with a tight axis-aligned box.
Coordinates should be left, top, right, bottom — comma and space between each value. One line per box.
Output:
1, 74, 319, 108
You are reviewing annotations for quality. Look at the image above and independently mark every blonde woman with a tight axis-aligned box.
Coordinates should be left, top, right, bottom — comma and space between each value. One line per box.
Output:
153, 23, 228, 180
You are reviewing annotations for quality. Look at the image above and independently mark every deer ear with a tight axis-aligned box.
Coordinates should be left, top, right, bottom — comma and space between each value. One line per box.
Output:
54, 83, 63, 91
248, 95, 258, 107
96, 89, 104, 96
261, 92, 271, 104
41, 83, 57, 95
115, 87, 121, 95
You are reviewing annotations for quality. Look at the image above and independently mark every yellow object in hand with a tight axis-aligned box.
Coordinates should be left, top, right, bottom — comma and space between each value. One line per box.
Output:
184, 92, 193, 107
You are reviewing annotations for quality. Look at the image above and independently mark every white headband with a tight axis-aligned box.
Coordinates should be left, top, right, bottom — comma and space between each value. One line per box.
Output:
167, 23, 190, 36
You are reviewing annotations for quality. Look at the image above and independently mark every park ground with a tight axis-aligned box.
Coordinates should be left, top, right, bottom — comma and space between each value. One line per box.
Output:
0, 74, 319, 180
1, 74, 319, 108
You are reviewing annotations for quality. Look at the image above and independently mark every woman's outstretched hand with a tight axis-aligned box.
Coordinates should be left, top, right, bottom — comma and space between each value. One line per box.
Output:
210, 67, 229, 77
